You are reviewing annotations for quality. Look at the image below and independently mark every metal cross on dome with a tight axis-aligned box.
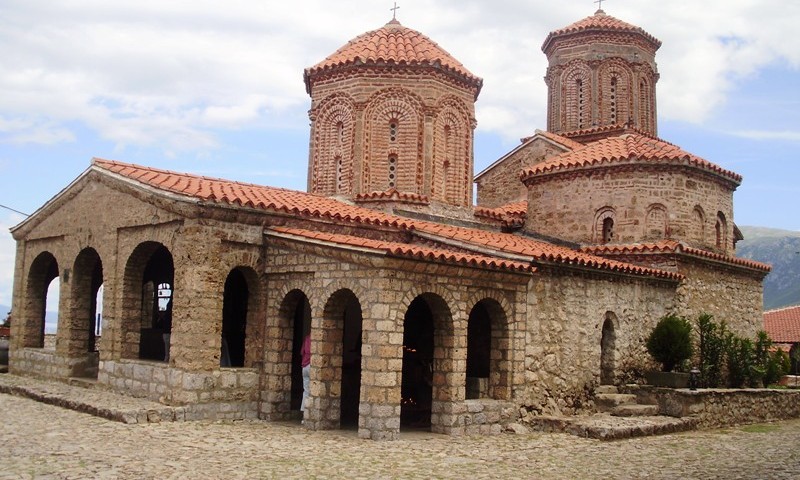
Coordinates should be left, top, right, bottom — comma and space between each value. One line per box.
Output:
391, 2, 400, 20
594, 0, 605, 10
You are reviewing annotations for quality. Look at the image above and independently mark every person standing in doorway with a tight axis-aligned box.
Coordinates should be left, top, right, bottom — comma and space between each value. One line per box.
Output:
300, 333, 311, 424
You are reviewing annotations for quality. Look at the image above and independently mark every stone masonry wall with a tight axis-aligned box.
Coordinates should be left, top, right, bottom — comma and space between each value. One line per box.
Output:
476, 137, 568, 209
525, 166, 737, 254
523, 270, 676, 415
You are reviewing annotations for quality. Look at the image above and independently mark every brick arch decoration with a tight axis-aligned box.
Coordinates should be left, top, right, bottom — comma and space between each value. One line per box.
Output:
311, 93, 356, 196
67, 247, 104, 357
363, 88, 424, 194
636, 65, 657, 133
464, 290, 514, 400
433, 96, 472, 206
645, 203, 669, 239
598, 59, 633, 126
693, 205, 707, 245
560, 61, 593, 131
20, 250, 60, 349
594, 206, 616, 244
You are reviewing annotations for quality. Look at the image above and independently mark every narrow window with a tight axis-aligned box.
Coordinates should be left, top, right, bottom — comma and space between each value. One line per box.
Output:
388, 154, 397, 188
336, 121, 344, 145
389, 121, 398, 142
610, 77, 617, 124
335, 156, 343, 192
602, 217, 614, 244
577, 79, 585, 129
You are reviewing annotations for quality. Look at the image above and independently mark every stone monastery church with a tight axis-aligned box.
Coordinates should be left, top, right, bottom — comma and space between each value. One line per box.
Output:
9, 8, 770, 440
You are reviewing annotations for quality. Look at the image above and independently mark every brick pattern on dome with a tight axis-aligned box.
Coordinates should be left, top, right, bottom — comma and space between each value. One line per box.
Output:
305, 20, 481, 87
763, 305, 800, 343
269, 226, 533, 274
543, 10, 661, 51
94, 158, 681, 281
581, 240, 772, 272
520, 133, 743, 184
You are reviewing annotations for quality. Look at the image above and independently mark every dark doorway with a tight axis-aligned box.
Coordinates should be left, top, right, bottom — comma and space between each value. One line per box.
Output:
24, 252, 59, 348
138, 245, 174, 361
340, 295, 362, 428
466, 302, 491, 399
401, 297, 434, 429
601, 316, 616, 385
289, 291, 311, 411
221, 269, 248, 367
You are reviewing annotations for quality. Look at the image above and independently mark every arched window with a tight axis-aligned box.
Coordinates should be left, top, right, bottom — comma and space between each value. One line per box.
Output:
577, 79, 586, 129
645, 204, 668, 239
715, 212, 728, 249
335, 156, 343, 193
610, 77, 618, 124
639, 79, 650, 129
602, 217, 614, 244
389, 121, 398, 142
336, 121, 344, 145
693, 206, 706, 244
595, 207, 616, 244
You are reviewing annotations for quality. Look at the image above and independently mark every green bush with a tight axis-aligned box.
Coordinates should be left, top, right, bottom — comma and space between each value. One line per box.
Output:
646, 314, 694, 372
726, 335, 754, 388
696, 313, 727, 388
765, 350, 790, 386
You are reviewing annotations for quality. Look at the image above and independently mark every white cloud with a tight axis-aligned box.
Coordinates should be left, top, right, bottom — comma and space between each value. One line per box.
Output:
0, 0, 798, 145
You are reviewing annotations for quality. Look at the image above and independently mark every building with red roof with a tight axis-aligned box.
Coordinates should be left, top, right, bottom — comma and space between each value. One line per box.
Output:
8, 8, 770, 441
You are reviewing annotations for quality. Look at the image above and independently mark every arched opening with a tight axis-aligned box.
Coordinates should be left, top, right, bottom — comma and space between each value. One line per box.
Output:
22, 252, 59, 349
70, 248, 104, 377
279, 290, 311, 414
466, 299, 510, 400
600, 313, 617, 385
321, 289, 363, 429
602, 217, 614, 244
221, 268, 249, 368
595, 207, 616, 244
715, 212, 728, 250
120, 242, 174, 361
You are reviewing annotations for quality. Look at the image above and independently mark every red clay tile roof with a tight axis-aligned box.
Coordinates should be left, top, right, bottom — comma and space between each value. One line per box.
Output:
474, 201, 527, 227
764, 305, 800, 343
542, 10, 661, 53
530, 130, 585, 150
354, 188, 429, 205
268, 226, 534, 273
94, 158, 681, 281
520, 133, 742, 185
304, 20, 482, 92
581, 240, 772, 272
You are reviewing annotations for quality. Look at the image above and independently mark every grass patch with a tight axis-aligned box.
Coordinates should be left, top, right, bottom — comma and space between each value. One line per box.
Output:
740, 424, 780, 433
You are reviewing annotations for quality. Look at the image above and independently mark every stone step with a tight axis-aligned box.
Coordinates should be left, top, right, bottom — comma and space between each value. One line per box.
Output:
595, 393, 638, 412
68, 377, 98, 389
612, 404, 660, 417
528, 414, 700, 441
595, 385, 619, 395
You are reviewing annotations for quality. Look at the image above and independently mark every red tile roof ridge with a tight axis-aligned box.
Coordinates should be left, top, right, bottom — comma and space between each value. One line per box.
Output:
304, 21, 482, 91
764, 304, 800, 315
520, 133, 743, 184
542, 10, 661, 53
533, 130, 585, 150
268, 225, 534, 274
474, 201, 528, 223
763, 305, 800, 343
580, 240, 772, 272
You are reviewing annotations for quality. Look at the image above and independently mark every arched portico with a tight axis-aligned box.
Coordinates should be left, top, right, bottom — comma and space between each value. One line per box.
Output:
21, 251, 59, 349
67, 247, 104, 377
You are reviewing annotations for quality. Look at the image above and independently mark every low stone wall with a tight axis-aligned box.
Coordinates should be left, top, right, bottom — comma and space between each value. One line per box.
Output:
98, 360, 259, 421
432, 399, 518, 436
10, 348, 97, 380
626, 385, 800, 428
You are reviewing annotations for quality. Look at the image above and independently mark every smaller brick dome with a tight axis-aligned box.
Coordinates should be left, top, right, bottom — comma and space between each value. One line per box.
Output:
304, 19, 482, 94
542, 9, 661, 55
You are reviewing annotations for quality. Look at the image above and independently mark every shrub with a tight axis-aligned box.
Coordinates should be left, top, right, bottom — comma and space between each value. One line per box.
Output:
696, 314, 727, 388
765, 350, 790, 386
726, 335, 754, 388
646, 314, 694, 372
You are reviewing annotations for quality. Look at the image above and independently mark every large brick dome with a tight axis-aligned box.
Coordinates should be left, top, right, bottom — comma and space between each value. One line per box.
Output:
304, 19, 482, 95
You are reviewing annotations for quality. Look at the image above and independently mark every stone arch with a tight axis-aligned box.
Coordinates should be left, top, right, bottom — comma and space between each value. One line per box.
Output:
561, 61, 592, 131
466, 297, 511, 400
311, 93, 356, 196
400, 291, 454, 432
645, 203, 669, 239
68, 247, 104, 376
693, 205, 706, 244
220, 266, 259, 368
364, 88, 424, 194
594, 207, 616, 244
274, 288, 312, 417
120, 242, 174, 361
433, 96, 472, 206
715, 211, 728, 250
600, 312, 618, 385
314, 288, 363, 430
599, 59, 632, 126
21, 251, 59, 348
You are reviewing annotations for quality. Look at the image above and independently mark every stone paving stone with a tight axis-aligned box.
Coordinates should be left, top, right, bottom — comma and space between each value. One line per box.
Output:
2, 389, 800, 479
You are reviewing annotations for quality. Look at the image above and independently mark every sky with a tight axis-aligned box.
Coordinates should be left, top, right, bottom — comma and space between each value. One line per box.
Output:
1, 0, 799, 310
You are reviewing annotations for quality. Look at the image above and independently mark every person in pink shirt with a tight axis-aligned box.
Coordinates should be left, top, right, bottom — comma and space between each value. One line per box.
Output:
300, 333, 311, 423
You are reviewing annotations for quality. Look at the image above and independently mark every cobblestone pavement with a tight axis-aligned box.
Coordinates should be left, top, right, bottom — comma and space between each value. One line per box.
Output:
2, 395, 799, 479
